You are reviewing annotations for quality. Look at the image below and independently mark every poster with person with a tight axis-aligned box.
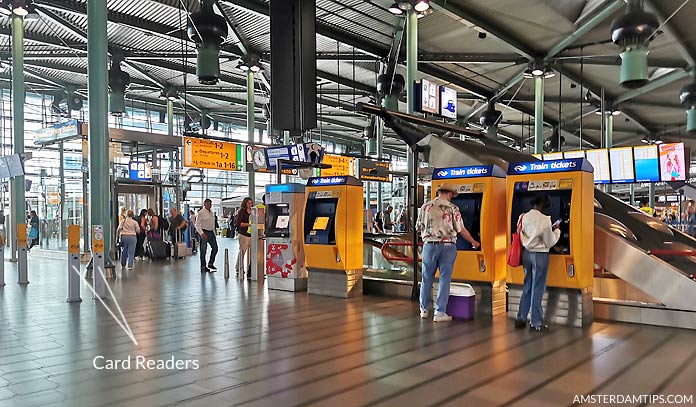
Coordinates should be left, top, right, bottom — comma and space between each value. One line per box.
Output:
658, 143, 686, 181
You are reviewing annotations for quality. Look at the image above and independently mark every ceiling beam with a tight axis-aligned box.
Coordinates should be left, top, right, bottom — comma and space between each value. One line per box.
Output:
644, 0, 696, 68
466, 70, 526, 120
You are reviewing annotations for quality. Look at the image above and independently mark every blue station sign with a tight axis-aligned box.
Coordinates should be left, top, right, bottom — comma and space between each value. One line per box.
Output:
432, 165, 505, 179
507, 158, 594, 175
307, 176, 362, 186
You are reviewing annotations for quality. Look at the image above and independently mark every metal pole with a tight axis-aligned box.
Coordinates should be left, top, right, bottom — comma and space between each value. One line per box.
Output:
59, 142, 65, 242
649, 183, 656, 210
605, 112, 613, 193
88, 0, 112, 266
630, 183, 635, 206
534, 75, 544, 154
167, 99, 174, 136
11, 13, 25, 264
376, 117, 384, 212
247, 70, 256, 198
406, 9, 419, 301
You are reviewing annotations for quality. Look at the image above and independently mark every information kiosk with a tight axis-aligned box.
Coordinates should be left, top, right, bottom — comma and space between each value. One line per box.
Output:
431, 165, 507, 317
507, 158, 594, 327
265, 183, 307, 291
304, 176, 363, 298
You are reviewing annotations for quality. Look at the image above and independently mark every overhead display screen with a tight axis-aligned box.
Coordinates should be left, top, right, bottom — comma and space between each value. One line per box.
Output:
563, 150, 585, 159
585, 149, 611, 184
634, 145, 660, 182
439, 85, 457, 119
543, 152, 563, 161
609, 147, 635, 183
659, 142, 686, 181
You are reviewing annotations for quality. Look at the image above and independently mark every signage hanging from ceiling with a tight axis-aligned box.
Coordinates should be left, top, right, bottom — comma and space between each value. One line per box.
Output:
129, 162, 152, 181
658, 142, 686, 182
439, 86, 457, 119
319, 154, 355, 177
183, 136, 244, 171
34, 119, 82, 145
358, 158, 391, 182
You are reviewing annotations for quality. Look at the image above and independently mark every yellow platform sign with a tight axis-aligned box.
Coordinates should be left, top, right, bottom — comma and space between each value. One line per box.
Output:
321, 154, 355, 177
68, 225, 80, 254
183, 136, 241, 171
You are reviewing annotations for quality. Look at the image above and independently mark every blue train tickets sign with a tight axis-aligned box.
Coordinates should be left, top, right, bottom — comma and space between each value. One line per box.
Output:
432, 165, 505, 179
507, 158, 594, 175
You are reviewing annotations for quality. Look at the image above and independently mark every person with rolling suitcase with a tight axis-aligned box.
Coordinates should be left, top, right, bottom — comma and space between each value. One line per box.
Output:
146, 209, 169, 261
169, 208, 188, 259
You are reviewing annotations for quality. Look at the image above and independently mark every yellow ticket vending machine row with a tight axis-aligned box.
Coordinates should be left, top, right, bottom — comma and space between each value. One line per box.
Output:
304, 176, 363, 298
431, 165, 507, 317
506, 158, 594, 327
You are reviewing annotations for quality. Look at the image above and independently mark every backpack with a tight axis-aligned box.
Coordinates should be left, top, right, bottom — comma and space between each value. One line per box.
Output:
158, 215, 170, 232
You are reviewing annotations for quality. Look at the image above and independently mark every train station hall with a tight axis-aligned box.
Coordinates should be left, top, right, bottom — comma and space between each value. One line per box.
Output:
1, 0, 696, 406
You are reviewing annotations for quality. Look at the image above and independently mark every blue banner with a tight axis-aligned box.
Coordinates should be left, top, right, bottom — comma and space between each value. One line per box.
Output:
508, 158, 593, 175
308, 176, 347, 186
432, 165, 505, 179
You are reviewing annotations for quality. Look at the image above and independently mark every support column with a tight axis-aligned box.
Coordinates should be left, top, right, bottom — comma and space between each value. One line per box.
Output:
630, 183, 635, 206
87, 0, 112, 264
406, 9, 419, 301
247, 71, 256, 198
649, 183, 656, 209
534, 75, 544, 154
167, 99, 174, 136
11, 13, 25, 263
376, 117, 384, 211
59, 143, 65, 242
605, 113, 613, 193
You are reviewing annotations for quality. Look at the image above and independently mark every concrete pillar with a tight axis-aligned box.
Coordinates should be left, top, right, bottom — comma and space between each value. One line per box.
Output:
11, 13, 24, 262
247, 70, 256, 198
534, 75, 544, 155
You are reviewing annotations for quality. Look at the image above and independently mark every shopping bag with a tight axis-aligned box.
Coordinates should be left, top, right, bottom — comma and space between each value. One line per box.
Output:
507, 214, 524, 267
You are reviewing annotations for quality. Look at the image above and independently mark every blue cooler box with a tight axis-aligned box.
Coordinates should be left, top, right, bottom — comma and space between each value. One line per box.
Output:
444, 284, 476, 320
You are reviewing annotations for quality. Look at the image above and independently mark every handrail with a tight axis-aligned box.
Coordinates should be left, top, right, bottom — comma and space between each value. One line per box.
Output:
381, 240, 423, 263
648, 249, 696, 257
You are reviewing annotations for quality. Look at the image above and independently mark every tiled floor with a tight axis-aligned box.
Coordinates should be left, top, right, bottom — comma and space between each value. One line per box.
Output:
1, 238, 696, 406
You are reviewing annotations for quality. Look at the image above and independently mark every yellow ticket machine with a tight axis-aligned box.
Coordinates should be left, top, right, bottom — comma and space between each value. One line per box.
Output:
506, 158, 594, 327
265, 183, 307, 292
304, 176, 363, 298
431, 165, 507, 317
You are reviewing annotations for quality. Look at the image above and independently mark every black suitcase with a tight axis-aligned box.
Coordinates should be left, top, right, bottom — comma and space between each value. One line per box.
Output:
147, 240, 170, 260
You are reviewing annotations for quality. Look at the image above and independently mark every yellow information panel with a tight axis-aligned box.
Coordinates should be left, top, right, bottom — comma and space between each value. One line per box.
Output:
17, 223, 26, 247
183, 136, 241, 170
320, 154, 355, 177
68, 225, 80, 254
92, 225, 104, 254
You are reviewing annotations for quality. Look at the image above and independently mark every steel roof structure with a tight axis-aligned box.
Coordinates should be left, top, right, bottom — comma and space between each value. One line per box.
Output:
0, 0, 694, 155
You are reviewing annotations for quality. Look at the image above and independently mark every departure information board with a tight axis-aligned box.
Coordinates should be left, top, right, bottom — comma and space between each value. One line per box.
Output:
183, 136, 243, 171
320, 154, 355, 177
609, 147, 635, 183
634, 145, 660, 182
659, 142, 686, 181
585, 149, 611, 184
563, 150, 585, 159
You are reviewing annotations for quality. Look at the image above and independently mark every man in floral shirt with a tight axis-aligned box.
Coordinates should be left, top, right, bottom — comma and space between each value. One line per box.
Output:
417, 183, 480, 322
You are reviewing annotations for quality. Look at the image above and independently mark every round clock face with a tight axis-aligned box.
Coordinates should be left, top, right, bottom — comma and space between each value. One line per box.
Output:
253, 150, 266, 167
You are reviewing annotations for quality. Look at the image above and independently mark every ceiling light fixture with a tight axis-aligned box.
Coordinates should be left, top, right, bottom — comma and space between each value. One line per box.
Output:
414, 0, 430, 12
236, 55, 264, 73
388, 2, 403, 15
0, 0, 35, 17
161, 86, 179, 101
397, 1, 412, 11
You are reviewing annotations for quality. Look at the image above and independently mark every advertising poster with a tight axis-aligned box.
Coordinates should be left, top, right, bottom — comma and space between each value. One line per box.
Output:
658, 142, 686, 181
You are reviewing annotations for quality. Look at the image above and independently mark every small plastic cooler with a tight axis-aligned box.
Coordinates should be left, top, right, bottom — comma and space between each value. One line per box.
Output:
433, 283, 476, 320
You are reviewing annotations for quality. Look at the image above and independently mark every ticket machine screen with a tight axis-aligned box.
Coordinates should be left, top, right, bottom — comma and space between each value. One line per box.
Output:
451, 193, 482, 251
304, 198, 338, 245
266, 204, 290, 237
510, 189, 572, 255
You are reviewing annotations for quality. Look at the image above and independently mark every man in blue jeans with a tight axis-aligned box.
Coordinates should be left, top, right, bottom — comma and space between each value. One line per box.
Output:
417, 183, 480, 322
195, 198, 218, 273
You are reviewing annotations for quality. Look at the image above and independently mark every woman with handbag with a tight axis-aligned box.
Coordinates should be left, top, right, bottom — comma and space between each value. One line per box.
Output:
514, 194, 561, 332
117, 210, 140, 270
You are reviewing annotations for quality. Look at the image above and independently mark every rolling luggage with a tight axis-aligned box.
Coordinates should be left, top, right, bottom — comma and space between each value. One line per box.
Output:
147, 240, 170, 260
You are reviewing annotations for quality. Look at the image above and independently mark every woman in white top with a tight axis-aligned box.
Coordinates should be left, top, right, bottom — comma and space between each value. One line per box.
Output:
515, 193, 561, 332
117, 210, 140, 270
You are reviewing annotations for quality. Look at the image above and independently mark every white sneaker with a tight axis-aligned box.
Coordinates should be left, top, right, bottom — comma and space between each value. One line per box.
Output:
420, 310, 429, 319
433, 313, 453, 322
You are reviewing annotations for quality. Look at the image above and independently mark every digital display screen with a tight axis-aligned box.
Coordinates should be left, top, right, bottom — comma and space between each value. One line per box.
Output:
312, 217, 330, 231
563, 150, 585, 159
440, 85, 457, 119
264, 146, 290, 169
659, 143, 686, 181
609, 147, 635, 183
634, 145, 660, 182
275, 215, 290, 229
543, 152, 563, 161
585, 149, 611, 184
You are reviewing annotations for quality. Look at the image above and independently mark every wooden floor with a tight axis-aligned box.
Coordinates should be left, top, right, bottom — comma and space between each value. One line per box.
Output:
1, 238, 696, 406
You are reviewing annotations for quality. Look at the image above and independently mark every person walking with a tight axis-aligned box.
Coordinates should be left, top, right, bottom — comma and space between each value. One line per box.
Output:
118, 207, 127, 224
195, 198, 218, 273
189, 209, 198, 254
135, 209, 148, 260
27, 210, 40, 251
514, 193, 561, 332
235, 197, 253, 278
383, 205, 394, 232
117, 210, 140, 270
417, 183, 480, 322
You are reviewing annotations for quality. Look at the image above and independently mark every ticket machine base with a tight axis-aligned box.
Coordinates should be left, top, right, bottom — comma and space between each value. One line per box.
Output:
268, 277, 307, 292
507, 285, 593, 327
466, 280, 507, 318
308, 268, 363, 298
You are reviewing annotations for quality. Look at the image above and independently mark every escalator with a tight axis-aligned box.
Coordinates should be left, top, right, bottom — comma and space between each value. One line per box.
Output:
416, 134, 696, 326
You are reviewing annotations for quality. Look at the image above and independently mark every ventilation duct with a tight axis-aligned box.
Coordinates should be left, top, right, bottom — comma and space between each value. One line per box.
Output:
610, 0, 659, 88
187, 0, 228, 85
